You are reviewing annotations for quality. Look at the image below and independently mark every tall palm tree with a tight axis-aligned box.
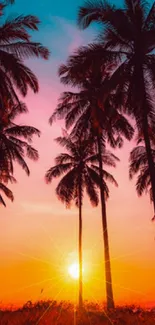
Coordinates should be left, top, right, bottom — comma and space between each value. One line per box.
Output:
0, 100, 40, 177
76, 0, 155, 218
50, 67, 133, 309
45, 134, 118, 309
0, 0, 49, 105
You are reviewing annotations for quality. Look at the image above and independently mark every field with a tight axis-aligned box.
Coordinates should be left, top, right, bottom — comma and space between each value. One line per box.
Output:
0, 301, 155, 325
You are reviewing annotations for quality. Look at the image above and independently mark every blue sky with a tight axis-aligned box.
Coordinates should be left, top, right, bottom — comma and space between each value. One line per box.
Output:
5, 0, 126, 22
5, 0, 154, 62
5, 0, 124, 47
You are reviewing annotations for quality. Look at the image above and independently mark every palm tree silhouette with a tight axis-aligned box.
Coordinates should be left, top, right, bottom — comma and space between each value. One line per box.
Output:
0, 100, 40, 177
0, 171, 15, 206
0, 0, 49, 105
45, 134, 118, 309
129, 138, 155, 203
50, 67, 133, 309
76, 0, 155, 218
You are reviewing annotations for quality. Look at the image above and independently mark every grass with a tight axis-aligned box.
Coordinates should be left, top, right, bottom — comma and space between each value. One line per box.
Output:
0, 301, 155, 325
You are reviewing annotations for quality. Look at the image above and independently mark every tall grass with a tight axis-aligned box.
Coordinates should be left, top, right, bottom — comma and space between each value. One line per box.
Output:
0, 300, 155, 324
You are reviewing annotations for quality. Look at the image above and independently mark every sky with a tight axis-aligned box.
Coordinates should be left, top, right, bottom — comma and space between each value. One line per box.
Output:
0, 0, 155, 308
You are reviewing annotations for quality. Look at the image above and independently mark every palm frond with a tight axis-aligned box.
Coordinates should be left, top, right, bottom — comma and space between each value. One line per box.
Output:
91, 164, 118, 186
55, 136, 76, 154
45, 163, 73, 183
6, 125, 40, 141
0, 195, 6, 206
144, 2, 155, 30
87, 165, 110, 199
26, 145, 39, 161
84, 168, 99, 206
55, 153, 74, 165
129, 142, 155, 202
8, 102, 28, 120
0, 50, 39, 95
129, 145, 148, 178
0, 172, 16, 184
136, 167, 150, 196
58, 44, 119, 86
78, 0, 115, 29
13, 148, 30, 175
0, 182, 14, 204
55, 168, 77, 207
0, 42, 49, 60
0, 15, 40, 43
101, 151, 119, 166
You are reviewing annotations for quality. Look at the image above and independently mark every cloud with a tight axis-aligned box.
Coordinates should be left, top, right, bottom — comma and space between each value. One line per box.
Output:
49, 16, 95, 57
20, 201, 77, 217
21, 202, 55, 214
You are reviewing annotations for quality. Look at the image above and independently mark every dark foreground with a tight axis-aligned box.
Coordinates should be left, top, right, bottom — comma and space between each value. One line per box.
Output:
0, 301, 155, 325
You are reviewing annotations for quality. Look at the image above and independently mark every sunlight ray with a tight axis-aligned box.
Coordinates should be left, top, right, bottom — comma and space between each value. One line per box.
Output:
41, 274, 67, 296
54, 287, 72, 325
91, 274, 147, 298
11, 250, 54, 266
83, 283, 114, 325
106, 280, 147, 298
109, 247, 151, 263
38, 222, 73, 262
11, 278, 54, 295
90, 264, 132, 272
36, 283, 67, 325
87, 276, 118, 308
87, 221, 155, 258
7, 273, 66, 299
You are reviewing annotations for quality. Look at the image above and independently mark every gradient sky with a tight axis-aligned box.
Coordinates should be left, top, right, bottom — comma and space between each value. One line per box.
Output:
0, 0, 155, 308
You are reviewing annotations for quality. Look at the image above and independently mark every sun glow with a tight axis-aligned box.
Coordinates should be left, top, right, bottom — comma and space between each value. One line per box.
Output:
68, 263, 85, 280
68, 263, 79, 279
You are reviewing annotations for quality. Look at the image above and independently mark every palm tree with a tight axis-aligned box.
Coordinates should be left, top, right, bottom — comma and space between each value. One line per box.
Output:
45, 134, 118, 309
0, 100, 40, 177
0, 0, 49, 105
50, 67, 133, 309
75, 0, 155, 218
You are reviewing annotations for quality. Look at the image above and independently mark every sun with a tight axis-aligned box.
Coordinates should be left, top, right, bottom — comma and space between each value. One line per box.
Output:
68, 263, 80, 279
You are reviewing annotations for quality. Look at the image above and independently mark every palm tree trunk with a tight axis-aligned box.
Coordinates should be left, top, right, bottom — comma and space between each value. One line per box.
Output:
78, 181, 83, 309
140, 69, 155, 215
97, 134, 115, 309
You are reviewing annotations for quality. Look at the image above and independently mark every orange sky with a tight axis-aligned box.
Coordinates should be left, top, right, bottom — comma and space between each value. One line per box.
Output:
1, 0, 155, 308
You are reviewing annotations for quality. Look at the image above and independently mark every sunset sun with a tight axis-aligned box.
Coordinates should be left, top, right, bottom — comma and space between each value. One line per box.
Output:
68, 262, 85, 280
68, 263, 79, 279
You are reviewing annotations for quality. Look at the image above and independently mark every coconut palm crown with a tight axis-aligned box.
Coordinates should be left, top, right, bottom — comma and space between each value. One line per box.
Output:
0, 0, 50, 105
